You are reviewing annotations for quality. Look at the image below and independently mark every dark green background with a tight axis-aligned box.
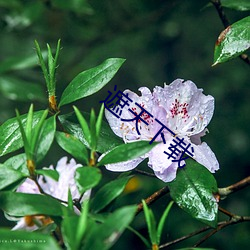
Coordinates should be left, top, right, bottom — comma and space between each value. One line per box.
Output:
0, 0, 249, 249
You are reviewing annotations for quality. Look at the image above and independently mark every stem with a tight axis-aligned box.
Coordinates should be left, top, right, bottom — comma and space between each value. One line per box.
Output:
136, 186, 169, 215
218, 176, 250, 198
193, 216, 250, 247
134, 169, 156, 178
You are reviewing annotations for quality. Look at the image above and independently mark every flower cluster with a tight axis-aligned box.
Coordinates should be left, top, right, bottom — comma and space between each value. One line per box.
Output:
11, 157, 89, 231
103, 79, 219, 182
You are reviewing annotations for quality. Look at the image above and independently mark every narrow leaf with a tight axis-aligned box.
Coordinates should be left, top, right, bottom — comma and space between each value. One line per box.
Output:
0, 111, 44, 157
73, 106, 91, 146
59, 58, 125, 106
157, 200, 174, 244
96, 104, 105, 140
221, 0, 250, 11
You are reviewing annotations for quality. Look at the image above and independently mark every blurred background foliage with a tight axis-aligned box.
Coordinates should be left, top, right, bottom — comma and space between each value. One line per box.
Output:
0, 0, 249, 249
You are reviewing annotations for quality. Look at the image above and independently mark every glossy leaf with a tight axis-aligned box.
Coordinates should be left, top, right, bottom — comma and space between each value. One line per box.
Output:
4, 153, 28, 175
59, 58, 125, 106
91, 176, 132, 213
168, 160, 218, 227
36, 116, 55, 162
0, 164, 27, 190
56, 131, 89, 165
75, 167, 102, 194
0, 111, 44, 157
0, 228, 60, 250
59, 113, 123, 153
98, 141, 157, 166
213, 16, 250, 65
36, 169, 59, 181
221, 0, 250, 11
0, 192, 65, 216
0, 76, 46, 102
83, 205, 137, 250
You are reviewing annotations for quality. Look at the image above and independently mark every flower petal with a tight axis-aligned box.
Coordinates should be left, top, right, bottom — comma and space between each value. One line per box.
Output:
192, 142, 219, 173
12, 218, 38, 231
16, 178, 40, 194
148, 143, 179, 182
105, 156, 146, 172
155, 79, 214, 136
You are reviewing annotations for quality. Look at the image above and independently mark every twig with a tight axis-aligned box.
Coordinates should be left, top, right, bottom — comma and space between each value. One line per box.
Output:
159, 216, 250, 249
218, 176, 250, 198
218, 206, 235, 218
136, 186, 169, 215
211, 0, 250, 66
193, 216, 250, 247
134, 169, 157, 178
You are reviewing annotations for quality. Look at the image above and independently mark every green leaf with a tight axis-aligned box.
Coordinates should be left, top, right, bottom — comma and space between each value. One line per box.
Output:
168, 160, 218, 227
56, 131, 89, 165
127, 226, 151, 248
97, 141, 157, 166
213, 16, 250, 65
73, 106, 91, 147
4, 154, 28, 175
59, 112, 123, 153
142, 200, 157, 245
0, 164, 27, 190
157, 201, 174, 244
0, 228, 60, 250
0, 51, 47, 74
36, 169, 59, 181
36, 116, 56, 162
90, 109, 97, 150
221, 0, 250, 11
176, 248, 216, 250
59, 58, 125, 106
62, 201, 89, 250
0, 111, 44, 157
0, 192, 65, 216
0, 76, 46, 102
75, 167, 102, 194
62, 215, 80, 250
91, 176, 132, 213
83, 205, 137, 250
96, 104, 105, 140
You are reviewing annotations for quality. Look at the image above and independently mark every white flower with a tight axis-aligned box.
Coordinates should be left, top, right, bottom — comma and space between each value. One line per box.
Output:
12, 157, 90, 231
103, 79, 219, 182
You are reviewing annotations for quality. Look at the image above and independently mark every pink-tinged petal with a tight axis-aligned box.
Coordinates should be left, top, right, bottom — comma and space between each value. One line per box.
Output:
155, 79, 214, 136
105, 156, 146, 172
192, 142, 219, 173
148, 143, 179, 182
16, 178, 40, 194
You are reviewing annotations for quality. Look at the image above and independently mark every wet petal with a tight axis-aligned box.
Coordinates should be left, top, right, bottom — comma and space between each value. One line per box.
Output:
148, 143, 179, 182
155, 79, 214, 136
105, 156, 146, 172
192, 142, 219, 173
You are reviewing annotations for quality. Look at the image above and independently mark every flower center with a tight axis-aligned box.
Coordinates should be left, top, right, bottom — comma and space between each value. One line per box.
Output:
170, 99, 190, 122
